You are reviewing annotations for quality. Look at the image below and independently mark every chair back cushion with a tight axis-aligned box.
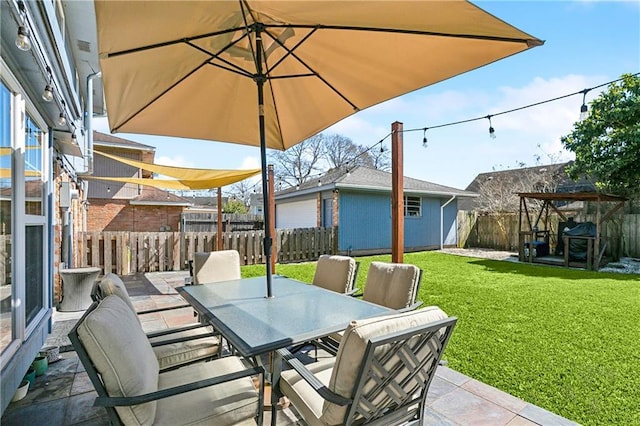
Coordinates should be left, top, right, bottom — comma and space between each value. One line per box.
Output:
323, 307, 448, 424
363, 262, 421, 309
193, 250, 241, 284
95, 273, 138, 317
77, 295, 160, 425
312, 255, 357, 293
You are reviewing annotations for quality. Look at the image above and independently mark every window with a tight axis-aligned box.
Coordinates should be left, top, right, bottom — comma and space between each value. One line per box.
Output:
404, 196, 421, 217
0, 81, 12, 355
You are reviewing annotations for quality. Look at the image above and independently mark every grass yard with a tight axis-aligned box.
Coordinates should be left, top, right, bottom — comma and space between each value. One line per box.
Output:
242, 252, 640, 425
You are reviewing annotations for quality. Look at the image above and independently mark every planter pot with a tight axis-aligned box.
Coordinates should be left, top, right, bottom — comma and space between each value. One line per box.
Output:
11, 380, 29, 402
39, 345, 61, 364
23, 368, 36, 388
31, 356, 48, 376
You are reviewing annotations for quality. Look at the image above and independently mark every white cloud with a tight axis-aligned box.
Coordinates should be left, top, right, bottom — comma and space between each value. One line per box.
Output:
154, 155, 194, 168
240, 156, 261, 170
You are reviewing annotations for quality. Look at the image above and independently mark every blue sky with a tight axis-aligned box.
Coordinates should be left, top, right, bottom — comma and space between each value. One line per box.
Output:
94, 0, 640, 190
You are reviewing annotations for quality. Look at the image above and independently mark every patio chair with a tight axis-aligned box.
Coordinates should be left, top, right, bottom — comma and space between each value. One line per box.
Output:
192, 250, 241, 284
272, 307, 456, 426
312, 255, 359, 294
322, 261, 424, 352
360, 261, 423, 311
69, 296, 264, 426
92, 273, 221, 371
289, 255, 360, 358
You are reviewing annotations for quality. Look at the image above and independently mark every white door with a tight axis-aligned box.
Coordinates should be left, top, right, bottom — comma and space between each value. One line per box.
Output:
276, 199, 316, 228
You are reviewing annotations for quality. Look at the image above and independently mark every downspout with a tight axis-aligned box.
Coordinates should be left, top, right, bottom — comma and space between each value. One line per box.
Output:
79, 71, 101, 175
440, 196, 456, 250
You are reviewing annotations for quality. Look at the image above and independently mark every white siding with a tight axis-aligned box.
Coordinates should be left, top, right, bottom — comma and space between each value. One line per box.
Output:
276, 199, 316, 228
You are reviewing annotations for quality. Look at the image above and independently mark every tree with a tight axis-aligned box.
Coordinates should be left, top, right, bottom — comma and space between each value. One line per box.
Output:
323, 133, 390, 171
222, 198, 248, 214
270, 134, 324, 187
561, 73, 640, 197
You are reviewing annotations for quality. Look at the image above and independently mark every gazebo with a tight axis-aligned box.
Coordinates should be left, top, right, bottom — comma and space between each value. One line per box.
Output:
518, 192, 627, 270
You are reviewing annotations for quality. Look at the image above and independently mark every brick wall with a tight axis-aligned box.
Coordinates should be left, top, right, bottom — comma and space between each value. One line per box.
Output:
87, 200, 183, 232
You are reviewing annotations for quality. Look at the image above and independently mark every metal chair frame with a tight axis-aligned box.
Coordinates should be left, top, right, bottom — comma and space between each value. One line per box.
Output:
68, 301, 265, 426
273, 316, 456, 426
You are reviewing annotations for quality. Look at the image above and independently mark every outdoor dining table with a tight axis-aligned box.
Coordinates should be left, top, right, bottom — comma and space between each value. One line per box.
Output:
176, 275, 394, 359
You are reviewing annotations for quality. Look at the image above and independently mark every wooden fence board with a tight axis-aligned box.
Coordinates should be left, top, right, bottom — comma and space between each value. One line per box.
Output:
79, 228, 336, 272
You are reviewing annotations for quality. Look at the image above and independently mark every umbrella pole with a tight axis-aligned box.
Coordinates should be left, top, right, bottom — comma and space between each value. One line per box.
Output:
256, 27, 273, 298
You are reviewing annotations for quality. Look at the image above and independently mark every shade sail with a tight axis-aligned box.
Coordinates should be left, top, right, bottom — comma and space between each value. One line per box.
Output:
95, 0, 542, 149
90, 151, 260, 189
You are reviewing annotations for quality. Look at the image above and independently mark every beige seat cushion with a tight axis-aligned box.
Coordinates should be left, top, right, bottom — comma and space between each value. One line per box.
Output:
97, 273, 138, 316
363, 262, 420, 309
77, 296, 159, 426
193, 250, 241, 284
279, 359, 335, 426
149, 327, 220, 370
313, 255, 357, 294
98, 273, 221, 369
323, 307, 448, 424
155, 356, 259, 425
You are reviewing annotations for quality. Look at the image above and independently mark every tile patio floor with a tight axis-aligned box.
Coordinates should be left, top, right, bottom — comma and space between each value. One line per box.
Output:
2, 271, 579, 426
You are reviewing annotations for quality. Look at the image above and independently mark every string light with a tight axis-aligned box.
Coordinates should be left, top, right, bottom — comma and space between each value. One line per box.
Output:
57, 100, 67, 126
579, 88, 590, 121
42, 66, 54, 102
487, 115, 496, 139
422, 128, 428, 148
15, 2, 31, 51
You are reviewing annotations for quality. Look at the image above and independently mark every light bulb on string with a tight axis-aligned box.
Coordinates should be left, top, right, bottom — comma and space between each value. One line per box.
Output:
422, 128, 428, 148
487, 115, 496, 139
579, 89, 590, 121
15, 3, 31, 51
15, 25, 31, 51
57, 112, 67, 127
42, 67, 54, 102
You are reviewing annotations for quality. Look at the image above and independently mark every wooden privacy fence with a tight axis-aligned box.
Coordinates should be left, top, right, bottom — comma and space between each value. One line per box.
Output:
79, 227, 336, 275
458, 212, 640, 258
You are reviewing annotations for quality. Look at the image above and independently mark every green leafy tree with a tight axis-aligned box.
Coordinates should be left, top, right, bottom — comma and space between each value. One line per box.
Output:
223, 198, 248, 214
561, 73, 640, 197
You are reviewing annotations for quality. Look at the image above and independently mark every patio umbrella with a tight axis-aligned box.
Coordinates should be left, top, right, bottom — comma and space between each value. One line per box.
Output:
94, 0, 542, 297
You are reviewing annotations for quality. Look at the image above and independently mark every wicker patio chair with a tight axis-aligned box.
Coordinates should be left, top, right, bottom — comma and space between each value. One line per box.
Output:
68, 296, 263, 426
272, 307, 456, 426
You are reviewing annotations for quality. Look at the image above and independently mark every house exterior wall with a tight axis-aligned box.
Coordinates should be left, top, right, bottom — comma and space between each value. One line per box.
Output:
338, 190, 458, 253
87, 200, 183, 232
89, 147, 142, 199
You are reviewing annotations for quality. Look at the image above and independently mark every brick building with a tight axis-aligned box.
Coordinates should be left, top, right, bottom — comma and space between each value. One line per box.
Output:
86, 132, 191, 232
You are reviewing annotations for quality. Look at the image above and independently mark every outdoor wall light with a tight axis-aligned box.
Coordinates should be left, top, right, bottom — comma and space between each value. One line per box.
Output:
15, 25, 31, 51
422, 128, 428, 148
487, 115, 496, 139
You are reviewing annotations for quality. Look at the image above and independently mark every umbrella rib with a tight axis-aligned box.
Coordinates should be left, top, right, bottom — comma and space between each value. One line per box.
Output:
262, 23, 542, 47
113, 61, 209, 132
185, 40, 255, 79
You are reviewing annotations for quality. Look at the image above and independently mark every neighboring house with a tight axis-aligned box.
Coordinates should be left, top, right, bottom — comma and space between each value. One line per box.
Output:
1, 1, 101, 412
88, 132, 192, 232
274, 166, 478, 255
459, 161, 596, 212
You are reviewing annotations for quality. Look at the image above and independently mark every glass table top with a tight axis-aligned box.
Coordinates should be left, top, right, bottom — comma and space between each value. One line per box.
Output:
177, 275, 393, 357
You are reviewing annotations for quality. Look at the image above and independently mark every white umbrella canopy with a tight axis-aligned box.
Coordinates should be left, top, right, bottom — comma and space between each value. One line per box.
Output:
95, 0, 543, 296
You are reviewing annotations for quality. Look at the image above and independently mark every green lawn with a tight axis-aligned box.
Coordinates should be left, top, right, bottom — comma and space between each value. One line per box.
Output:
242, 252, 640, 425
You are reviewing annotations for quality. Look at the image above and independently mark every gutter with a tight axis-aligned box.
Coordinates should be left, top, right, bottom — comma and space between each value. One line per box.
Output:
440, 195, 456, 250
78, 71, 101, 175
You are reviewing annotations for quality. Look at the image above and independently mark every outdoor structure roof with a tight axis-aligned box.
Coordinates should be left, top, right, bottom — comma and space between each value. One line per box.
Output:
517, 192, 627, 202
276, 166, 478, 200
93, 131, 155, 152
129, 186, 191, 206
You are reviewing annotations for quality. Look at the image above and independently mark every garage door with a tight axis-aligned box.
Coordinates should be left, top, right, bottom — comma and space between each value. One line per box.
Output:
276, 199, 316, 228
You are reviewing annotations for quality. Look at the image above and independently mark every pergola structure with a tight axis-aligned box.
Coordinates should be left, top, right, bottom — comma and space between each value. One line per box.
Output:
518, 192, 627, 270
